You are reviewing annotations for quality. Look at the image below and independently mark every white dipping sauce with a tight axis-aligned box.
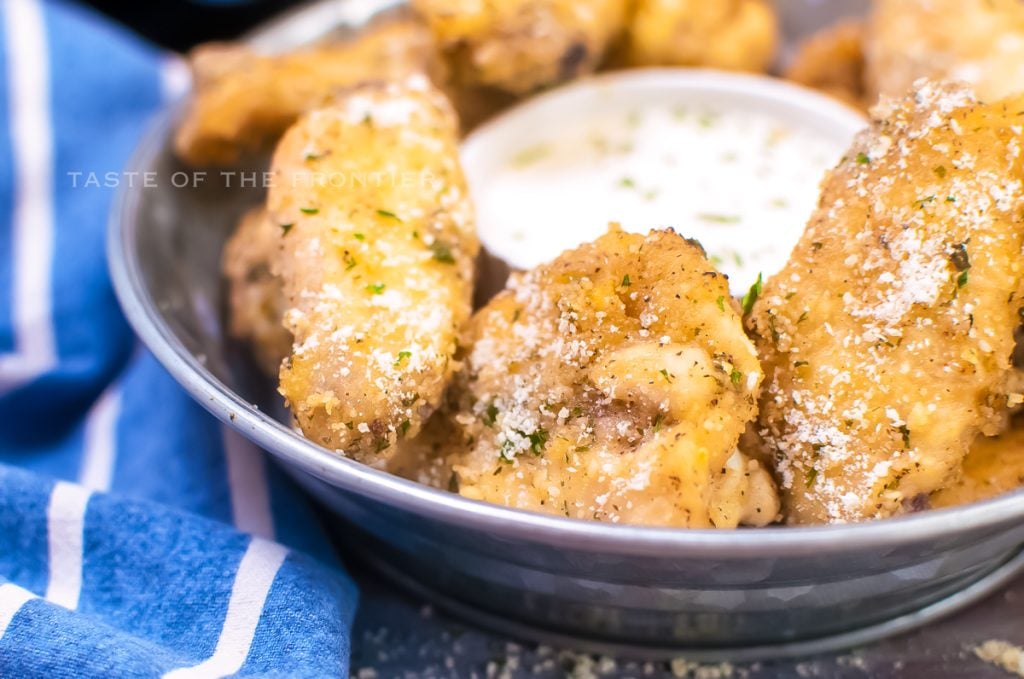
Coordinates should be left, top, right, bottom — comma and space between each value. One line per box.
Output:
467, 80, 859, 296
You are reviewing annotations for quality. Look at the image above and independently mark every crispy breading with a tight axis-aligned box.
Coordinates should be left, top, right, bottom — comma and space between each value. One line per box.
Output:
269, 76, 478, 465
413, 0, 629, 95
784, 20, 867, 111
930, 422, 1024, 509
865, 0, 1024, 104
447, 228, 779, 528
221, 207, 290, 375
622, 0, 778, 72
750, 81, 1024, 524
175, 18, 439, 167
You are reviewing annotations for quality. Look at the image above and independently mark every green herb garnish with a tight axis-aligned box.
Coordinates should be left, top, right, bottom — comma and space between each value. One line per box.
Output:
856, 152, 870, 165
300, 207, 319, 215
898, 424, 911, 449
394, 350, 411, 366
659, 368, 673, 384
528, 428, 549, 455
741, 273, 763, 315
697, 213, 741, 224
484, 403, 499, 427
280, 223, 294, 235
716, 296, 726, 312
430, 241, 456, 264
376, 209, 402, 221
367, 282, 386, 294
510, 143, 552, 168
730, 369, 742, 386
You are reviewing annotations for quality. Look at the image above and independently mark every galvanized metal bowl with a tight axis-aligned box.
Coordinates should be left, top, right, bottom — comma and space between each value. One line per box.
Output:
107, 0, 1024, 659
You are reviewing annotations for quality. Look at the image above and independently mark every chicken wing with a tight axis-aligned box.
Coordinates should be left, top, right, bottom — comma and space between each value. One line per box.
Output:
269, 76, 478, 465
448, 227, 779, 528
865, 0, 1024, 104
413, 0, 629, 95
749, 81, 1024, 524
784, 20, 867, 111
623, 0, 778, 72
222, 207, 290, 376
175, 18, 439, 167
930, 422, 1024, 509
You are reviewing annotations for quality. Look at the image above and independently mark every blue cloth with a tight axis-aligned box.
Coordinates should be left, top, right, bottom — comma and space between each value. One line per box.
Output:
0, 1, 358, 676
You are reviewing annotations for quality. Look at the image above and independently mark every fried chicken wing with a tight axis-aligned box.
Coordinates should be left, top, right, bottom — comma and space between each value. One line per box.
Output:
175, 18, 439, 167
784, 20, 867, 111
623, 0, 778, 72
930, 423, 1024, 509
222, 207, 290, 375
865, 0, 1024, 104
750, 81, 1024, 524
269, 76, 478, 465
447, 228, 779, 528
413, 0, 629, 95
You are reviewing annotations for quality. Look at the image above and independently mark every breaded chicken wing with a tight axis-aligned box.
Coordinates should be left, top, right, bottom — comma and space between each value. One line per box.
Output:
269, 76, 478, 465
784, 20, 867, 111
930, 423, 1024, 509
865, 0, 1024, 104
413, 0, 629, 95
623, 0, 778, 72
222, 207, 290, 375
448, 228, 779, 528
175, 18, 438, 167
750, 82, 1024, 524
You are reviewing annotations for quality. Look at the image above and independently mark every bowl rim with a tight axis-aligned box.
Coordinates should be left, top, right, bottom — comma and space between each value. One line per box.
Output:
108, 69, 1024, 561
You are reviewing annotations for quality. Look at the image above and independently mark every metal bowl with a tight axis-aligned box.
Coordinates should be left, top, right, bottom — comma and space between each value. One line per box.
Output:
107, 0, 1024, 659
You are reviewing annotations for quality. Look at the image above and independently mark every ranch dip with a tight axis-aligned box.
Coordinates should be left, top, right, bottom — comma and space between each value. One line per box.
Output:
470, 102, 852, 295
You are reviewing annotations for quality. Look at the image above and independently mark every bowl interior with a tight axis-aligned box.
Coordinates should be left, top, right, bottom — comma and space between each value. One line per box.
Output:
107, 0, 1024, 558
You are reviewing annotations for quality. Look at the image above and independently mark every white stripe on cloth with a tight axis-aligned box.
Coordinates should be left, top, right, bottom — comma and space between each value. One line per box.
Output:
0, 583, 38, 640
222, 428, 275, 540
159, 54, 190, 102
0, 0, 56, 393
78, 384, 122, 491
44, 482, 91, 610
162, 539, 288, 679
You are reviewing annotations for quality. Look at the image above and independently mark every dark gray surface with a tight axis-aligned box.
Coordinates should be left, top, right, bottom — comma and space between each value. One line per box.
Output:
349, 559, 1022, 678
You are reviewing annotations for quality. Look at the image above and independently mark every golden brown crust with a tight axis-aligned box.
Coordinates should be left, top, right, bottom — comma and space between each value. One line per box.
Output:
622, 0, 778, 72
222, 207, 291, 375
750, 82, 1024, 524
865, 0, 1024, 104
784, 20, 867, 111
930, 421, 1024, 509
269, 77, 478, 465
447, 227, 779, 528
175, 18, 439, 167
413, 0, 630, 95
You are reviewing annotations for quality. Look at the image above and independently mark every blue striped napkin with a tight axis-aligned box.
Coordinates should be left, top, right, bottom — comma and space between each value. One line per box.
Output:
0, 1, 358, 675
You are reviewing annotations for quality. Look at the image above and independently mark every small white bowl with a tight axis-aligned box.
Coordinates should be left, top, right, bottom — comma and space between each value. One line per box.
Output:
461, 68, 867, 294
